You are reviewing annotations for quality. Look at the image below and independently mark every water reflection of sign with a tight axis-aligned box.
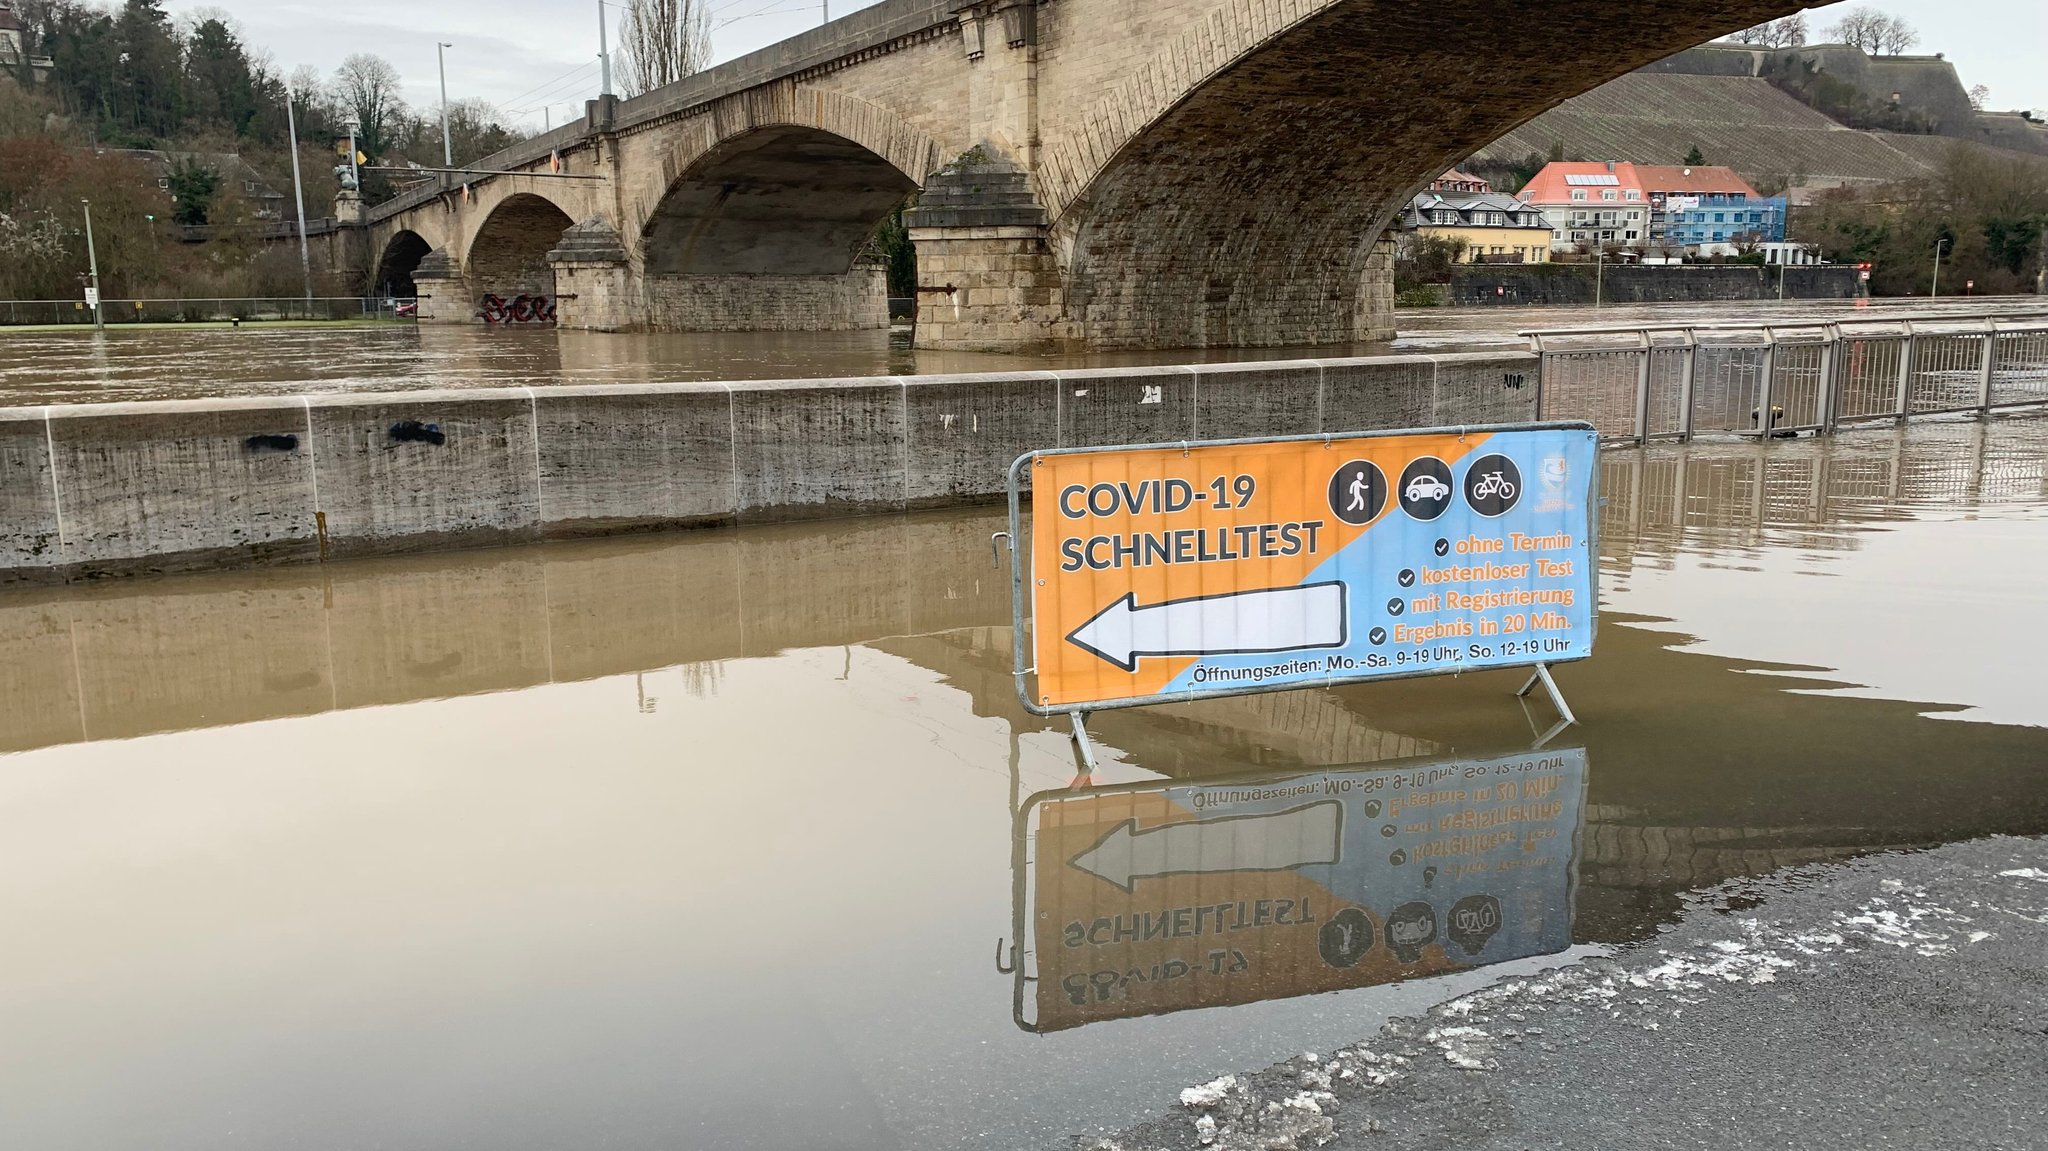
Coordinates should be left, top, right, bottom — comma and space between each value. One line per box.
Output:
1015, 749, 1587, 1032
1014, 426, 1599, 714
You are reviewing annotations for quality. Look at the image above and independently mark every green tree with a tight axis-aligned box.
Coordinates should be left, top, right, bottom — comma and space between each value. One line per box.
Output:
110, 0, 182, 141
183, 17, 259, 135
165, 157, 219, 225
1684, 145, 1705, 166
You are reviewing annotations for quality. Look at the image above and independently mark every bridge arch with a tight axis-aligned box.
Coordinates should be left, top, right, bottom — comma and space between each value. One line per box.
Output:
466, 192, 577, 316
640, 87, 940, 276
1036, 0, 1804, 347
374, 230, 432, 301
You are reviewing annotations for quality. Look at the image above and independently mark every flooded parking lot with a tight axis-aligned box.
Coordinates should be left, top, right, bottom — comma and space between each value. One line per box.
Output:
3, 413, 2046, 1149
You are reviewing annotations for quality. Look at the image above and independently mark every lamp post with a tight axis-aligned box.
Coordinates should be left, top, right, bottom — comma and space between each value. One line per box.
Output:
1930, 235, 1949, 298
80, 198, 103, 331
284, 76, 314, 301
343, 110, 362, 192
597, 1, 611, 98
437, 41, 454, 168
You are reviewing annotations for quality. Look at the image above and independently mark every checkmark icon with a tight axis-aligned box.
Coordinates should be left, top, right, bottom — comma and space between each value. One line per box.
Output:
1398, 569, 1416, 588
1386, 598, 1404, 617
1369, 627, 1388, 645
1433, 538, 1450, 557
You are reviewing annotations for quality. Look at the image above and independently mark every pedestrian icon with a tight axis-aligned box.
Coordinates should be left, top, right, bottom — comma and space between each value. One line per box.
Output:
1326, 460, 1386, 525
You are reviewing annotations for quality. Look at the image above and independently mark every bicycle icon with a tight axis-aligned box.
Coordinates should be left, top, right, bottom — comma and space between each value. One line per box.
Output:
1463, 454, 1523, 517
1472, 471, 1516, 501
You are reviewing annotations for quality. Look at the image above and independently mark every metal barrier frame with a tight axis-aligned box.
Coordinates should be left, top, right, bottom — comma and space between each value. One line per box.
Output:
1526, 311, 2048, 445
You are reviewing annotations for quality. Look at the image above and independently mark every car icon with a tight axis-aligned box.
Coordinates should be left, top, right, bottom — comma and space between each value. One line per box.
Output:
1405, 475, 1450, 503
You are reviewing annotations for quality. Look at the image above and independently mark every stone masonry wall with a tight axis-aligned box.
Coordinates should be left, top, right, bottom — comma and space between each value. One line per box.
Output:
639, 266, 890, 331
0, 351, 1536, 583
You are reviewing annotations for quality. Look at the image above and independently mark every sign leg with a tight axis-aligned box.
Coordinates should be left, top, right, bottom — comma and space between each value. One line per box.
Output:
1515, 662, 1578, 728
1068, 711, 1101, 782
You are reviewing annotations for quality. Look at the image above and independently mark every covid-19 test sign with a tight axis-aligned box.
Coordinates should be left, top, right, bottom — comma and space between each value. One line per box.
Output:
1009, 424, 1599, 713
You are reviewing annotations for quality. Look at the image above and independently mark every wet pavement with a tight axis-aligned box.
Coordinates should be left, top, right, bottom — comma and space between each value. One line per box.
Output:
2, 413, 2046, 1149
1, 296, 2042, 406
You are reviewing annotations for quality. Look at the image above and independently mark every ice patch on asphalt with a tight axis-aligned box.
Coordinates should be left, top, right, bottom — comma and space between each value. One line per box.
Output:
1156, 870, 2032, 1149
1999, 867, 2048, 882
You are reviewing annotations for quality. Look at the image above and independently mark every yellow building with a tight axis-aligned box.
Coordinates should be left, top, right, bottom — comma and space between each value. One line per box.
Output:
1400, 170, 1553, 263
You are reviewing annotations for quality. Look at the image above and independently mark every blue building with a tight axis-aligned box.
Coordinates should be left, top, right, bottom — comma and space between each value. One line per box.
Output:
1658, 192, 1788, 251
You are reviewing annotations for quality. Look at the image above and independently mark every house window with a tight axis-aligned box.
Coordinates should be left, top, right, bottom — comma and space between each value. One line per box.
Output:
1570, 190, 1587, 202
157, 177, 169, 188
1625, 231, 1638, 240
1713, 213, 1725, 223
244, 181, 255, 192
1601, 190, 1618, 201
1712, 231, 1726, 242
1625, 190, 1641, 201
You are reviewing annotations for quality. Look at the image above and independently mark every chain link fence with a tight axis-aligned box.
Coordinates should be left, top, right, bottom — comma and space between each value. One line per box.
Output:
0, 298, 405, 326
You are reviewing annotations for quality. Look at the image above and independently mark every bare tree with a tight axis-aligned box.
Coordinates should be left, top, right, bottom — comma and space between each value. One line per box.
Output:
1968, 84, 1990, 111
331, 53, 406, 157
1732, 14, 1807, 47
617, 0, 713, 98
1877, 13, 1919, 54
1827, 5, 1887, 52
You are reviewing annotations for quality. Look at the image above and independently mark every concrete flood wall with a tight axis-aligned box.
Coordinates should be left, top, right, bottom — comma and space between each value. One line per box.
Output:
0, 351, 1536, 584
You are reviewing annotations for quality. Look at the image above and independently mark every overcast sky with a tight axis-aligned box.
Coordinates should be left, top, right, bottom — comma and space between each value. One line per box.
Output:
159, 0, 2048, 134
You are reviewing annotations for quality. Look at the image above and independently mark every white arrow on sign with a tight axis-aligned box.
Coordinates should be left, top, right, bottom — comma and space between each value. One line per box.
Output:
1068, 800, 1345, 892
1065, 582, 1348, 672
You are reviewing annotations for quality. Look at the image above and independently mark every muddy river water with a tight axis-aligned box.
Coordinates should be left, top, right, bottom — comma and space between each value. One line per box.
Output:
2, 296, 2042, 405
2, 411, 2046, 1149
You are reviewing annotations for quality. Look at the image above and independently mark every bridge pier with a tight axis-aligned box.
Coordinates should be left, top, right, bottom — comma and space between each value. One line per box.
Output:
411, 249, 470, 325
548, 217, 632, 332
907, 158, 1072, 351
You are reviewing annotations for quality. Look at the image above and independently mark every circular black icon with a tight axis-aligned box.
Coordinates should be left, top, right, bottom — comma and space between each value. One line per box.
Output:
1433, 538, 1451, 557
1384, 900, 1439, 963
1398, 457, 1455, 521
1397, 568, 1416, 588
1318, 908, 1375, 968
1463, 454, 1522, 518
1363, 799, 1382, 818
1422, 865, 1439, 889
1368, 627, 1388, 645
1328, 460, 1387, 526
1386, 597, 1405, 617
1447, 894, 1504, 957
1388, 848, 1408, 866
1379, 823, 1397, 838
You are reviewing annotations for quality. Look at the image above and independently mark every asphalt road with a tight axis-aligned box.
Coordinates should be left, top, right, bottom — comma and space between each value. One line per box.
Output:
1090, 835, 2048, 1151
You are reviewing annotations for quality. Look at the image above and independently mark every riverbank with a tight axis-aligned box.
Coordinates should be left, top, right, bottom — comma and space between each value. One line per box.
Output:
1098, 834, 2048, 1151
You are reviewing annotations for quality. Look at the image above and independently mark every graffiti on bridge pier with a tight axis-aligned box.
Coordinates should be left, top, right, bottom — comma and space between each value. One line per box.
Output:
478, 294, 556, 325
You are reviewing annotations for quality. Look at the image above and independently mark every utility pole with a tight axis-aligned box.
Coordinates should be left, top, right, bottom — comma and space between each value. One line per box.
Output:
598, 0, 612, 97
1931, 235, 1949, 298
284, 77, 314, 301
823, 0, 830, 22
1594, 242, 1604, 309
80, 199, 103, 331
437, 42, 454, 168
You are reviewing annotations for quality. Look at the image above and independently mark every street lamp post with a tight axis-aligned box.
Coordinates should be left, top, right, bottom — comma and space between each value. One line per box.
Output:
1930, 236, 1950, 298
284, 76, 314, 301
80, 198, 103, 331
437, 42, 454, 168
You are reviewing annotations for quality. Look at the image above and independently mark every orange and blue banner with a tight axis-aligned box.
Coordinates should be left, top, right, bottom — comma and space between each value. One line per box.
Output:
1019, 424, 1599, 711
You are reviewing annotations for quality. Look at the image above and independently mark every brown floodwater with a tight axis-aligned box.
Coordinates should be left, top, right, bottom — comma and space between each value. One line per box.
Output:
3, 414, 2046, 1149
2, 296, 2042, 406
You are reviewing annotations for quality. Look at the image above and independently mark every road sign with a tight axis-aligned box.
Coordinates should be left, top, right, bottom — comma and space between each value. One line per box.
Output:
1014, 748, 1587, 1032
83, 288, 98, 308
1009, 424, 1599, 713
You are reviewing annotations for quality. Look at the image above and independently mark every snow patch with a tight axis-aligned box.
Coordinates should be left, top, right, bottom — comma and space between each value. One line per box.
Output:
1181, 1075, 1239, 1109
1999, 868, 2048, 882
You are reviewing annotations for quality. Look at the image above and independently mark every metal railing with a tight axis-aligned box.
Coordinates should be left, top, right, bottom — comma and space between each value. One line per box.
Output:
0, 297, 404, 326
1528, 311, 2048, 443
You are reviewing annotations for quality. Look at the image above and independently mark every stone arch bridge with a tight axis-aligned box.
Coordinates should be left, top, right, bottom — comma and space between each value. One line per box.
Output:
347, 0, 1805, 351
